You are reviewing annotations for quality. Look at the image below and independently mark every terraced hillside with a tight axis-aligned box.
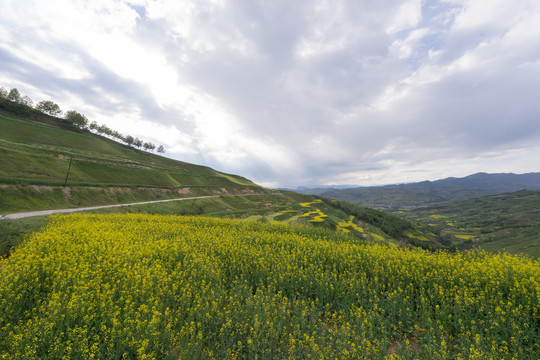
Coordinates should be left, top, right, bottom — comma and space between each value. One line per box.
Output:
0, 98, 261, 213
393, 190, 540, 257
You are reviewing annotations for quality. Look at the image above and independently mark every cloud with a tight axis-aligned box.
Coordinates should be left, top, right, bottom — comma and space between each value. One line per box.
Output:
1, 0, 540, 187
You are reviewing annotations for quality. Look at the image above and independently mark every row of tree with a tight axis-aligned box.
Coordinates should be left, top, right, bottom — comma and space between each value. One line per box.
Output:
0, 86, 165, 153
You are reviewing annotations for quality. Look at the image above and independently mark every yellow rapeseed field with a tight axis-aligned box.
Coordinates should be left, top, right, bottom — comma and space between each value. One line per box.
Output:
0, 214, 538, 359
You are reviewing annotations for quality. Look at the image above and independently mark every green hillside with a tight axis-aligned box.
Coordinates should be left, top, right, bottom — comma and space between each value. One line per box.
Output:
0, 98, 255, 189
0, 97, 263, 215
393, 190, 540, 257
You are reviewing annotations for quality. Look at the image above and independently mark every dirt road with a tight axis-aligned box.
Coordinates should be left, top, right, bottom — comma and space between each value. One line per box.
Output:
1, 195, 218, 220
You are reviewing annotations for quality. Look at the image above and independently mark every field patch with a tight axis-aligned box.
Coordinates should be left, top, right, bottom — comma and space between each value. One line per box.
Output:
1, 214, 538, 359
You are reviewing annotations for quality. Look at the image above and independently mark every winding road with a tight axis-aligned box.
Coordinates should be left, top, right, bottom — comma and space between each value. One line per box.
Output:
1, 195, 219, 220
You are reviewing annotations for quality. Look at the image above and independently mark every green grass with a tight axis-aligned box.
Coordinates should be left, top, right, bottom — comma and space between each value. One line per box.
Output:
0, 100, 264, 215
395, 190, 540, 257
0, 103, 256, 189
0, 217, 48, 258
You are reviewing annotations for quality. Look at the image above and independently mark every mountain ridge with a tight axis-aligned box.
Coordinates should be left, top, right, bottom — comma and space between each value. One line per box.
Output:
297, 172, 540, 209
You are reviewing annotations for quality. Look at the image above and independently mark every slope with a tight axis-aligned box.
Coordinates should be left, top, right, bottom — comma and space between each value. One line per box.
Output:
0, 98, 262, 213
0, 98, 255, 188
392, 190, 540, 257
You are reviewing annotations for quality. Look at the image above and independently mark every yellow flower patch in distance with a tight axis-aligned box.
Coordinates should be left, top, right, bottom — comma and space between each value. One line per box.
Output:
405, 232, 429, 241
337, 215, 364, 233
299, 199, 323, 207
370, 233, 385, 241
455, 234, 477, 240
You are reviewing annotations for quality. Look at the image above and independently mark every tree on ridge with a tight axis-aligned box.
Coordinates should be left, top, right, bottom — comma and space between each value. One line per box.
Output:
7, 88, 22, 103
36, 100, 62, 117
65, 110, 89, 129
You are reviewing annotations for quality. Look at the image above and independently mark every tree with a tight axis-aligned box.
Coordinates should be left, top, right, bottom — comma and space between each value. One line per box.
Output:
97, 124, 112, 136
125, 135, 134, 146
112, 130, 124, 142
65, 110, 89, 129
157, 145, 165, 154
143, 142, 156, 152
7, 88, 21, 103
36, 100, 62, 117
133, 138, 143, 149
21, 96, 33, 107
0, 87, 7, 98
89, 121, 99, 131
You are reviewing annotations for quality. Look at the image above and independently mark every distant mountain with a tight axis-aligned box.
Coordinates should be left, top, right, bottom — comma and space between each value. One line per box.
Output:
298, 172, 540, 209
293, 185, 358, 195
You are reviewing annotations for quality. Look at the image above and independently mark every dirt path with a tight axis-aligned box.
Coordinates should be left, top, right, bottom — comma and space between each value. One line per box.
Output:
1, 195, 219, 220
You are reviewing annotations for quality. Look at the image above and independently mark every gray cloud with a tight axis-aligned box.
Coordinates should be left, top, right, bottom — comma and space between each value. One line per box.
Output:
1, 0, 540, 187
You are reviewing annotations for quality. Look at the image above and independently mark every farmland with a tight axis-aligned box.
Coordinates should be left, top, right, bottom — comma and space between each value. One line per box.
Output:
1, 214, 538, 359
392, 190, 540, 257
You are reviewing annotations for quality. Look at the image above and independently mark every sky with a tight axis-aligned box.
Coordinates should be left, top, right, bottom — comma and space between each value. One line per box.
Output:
1, 0, 540, 188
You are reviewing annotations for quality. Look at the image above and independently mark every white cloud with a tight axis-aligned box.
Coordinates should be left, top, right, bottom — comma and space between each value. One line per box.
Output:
1, 0, 540, 188
386, 0, 423, 34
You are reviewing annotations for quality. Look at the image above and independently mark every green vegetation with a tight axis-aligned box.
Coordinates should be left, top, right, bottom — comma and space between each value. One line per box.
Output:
395, 190, 540, 257
0, 110, 254, 189
0, 97, 259, 215
1, 214, 538, 359
0, 217, 48, 259
314, 172, 540, 209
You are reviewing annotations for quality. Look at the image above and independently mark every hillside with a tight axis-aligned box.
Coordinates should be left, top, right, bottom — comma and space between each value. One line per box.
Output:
0, 98, 255, 189
0, 97, 264, 213
302, 172, 540, 209
392, 190, 540, 257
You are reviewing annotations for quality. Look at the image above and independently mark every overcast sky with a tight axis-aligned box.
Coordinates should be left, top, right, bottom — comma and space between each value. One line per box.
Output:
1, 0, 540, 188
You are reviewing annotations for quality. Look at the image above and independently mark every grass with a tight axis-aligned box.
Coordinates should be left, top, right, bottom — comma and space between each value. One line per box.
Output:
0, 104, 256, 189
395, 190, 540, 257
0, 102, 265, 214
0, 217, 48, 259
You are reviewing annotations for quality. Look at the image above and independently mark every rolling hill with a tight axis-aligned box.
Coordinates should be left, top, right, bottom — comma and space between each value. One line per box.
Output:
302, 172, 540, 209
0, 97, 267, 213
392, 190, 540, 257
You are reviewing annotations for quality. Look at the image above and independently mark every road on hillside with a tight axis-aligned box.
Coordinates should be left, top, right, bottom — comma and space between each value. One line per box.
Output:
1, 195, 220, 220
